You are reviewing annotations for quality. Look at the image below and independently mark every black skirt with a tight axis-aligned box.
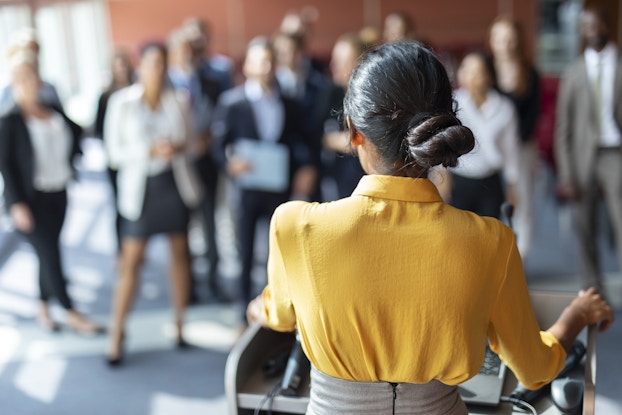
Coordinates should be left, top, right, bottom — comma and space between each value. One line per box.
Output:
121, 169, 189, 239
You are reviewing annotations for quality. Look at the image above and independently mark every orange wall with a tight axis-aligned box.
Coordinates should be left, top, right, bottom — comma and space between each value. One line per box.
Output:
107, 0, 538, 63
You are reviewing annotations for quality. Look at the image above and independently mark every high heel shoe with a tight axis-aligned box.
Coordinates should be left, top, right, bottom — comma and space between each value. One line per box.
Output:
176, 337, 190, 349
37, 304, 60, 333
37, 314, 61, 333
67, 311, 105, 337
106, 332, 125, 367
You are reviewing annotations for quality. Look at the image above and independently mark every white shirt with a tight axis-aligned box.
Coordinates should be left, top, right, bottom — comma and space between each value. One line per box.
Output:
104, 84, 202, 220
584, 42, 621, 147
25, 112, 72, 192
276, 66, 304, 99
450, 88, 520, 184
138, 100, 176, 176
244, 79, 284, 143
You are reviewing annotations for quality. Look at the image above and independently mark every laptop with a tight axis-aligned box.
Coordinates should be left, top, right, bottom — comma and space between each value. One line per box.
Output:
458, 343, 507, 406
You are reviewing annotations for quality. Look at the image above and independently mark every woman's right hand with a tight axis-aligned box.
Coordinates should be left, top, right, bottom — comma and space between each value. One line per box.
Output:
227, 157, 253, 178
549, 287, 614, 352
571, 287, 614, 332
10, 203, 34, 233
150, 140, 178, 161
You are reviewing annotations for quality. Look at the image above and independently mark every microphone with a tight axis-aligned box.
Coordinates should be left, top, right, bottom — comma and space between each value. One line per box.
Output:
501, 202, 514, 230
510, 340, 586, 405
280, 331, 310, 396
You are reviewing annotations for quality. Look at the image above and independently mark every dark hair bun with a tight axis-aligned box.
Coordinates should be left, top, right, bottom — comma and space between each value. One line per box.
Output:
403, 113, 475, 168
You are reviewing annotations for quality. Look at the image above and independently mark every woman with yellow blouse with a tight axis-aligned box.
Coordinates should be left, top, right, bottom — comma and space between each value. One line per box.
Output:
247, 42, 613, 414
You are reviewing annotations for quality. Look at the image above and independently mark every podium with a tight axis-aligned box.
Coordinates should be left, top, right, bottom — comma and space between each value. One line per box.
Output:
225, 290, 597, 415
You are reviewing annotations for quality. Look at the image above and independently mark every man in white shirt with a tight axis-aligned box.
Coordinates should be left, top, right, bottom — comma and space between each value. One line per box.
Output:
555, 6, 622, 292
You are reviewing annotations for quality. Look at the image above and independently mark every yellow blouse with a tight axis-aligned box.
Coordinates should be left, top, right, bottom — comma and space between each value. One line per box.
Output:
261, 175, 566, 389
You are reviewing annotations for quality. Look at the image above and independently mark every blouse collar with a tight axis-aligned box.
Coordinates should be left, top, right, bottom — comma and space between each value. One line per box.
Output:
352, 174, 444, 203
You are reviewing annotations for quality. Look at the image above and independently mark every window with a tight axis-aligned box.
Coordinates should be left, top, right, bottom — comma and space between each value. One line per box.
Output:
0, 0, 111, 125
0, 4, 32, 85
537, 0, 583, 75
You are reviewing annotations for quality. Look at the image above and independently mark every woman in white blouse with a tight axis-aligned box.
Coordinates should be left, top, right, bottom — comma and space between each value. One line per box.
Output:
104, 42, 202, 365
444, 51, 520, 219
0, 51, 101, 334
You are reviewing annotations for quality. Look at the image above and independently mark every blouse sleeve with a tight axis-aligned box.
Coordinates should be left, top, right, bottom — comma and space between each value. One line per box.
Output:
261, 205, 297, 332
488, 234, 566, 389
0, 116, 25, 207
104, 90, 151, 169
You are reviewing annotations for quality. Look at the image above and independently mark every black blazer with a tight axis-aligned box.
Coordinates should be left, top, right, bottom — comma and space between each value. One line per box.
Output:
0, 105, 83, 209
211, 84, 317, 193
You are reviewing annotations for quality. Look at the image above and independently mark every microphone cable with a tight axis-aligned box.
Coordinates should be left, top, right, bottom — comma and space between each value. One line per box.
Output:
500, 395, 538, 415
253, 382, 283, 415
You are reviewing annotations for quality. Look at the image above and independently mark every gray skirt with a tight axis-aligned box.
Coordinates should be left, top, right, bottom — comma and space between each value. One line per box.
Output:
307, 366, 468, 415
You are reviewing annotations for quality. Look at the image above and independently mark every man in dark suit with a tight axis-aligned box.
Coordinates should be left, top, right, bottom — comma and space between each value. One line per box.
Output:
555, 6, 622, 291
169, 27, 226, 302
273, 31, 334, 201
211, 37, 317, 314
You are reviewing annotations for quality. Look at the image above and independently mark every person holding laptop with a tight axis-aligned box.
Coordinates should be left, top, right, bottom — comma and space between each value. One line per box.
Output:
247, 41, 614, 414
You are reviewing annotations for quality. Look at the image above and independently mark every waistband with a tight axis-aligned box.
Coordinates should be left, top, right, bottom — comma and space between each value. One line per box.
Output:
306, 365, 468, 415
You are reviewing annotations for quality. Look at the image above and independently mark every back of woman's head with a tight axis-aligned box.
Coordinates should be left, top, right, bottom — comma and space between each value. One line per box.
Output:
343, 41, 474, 176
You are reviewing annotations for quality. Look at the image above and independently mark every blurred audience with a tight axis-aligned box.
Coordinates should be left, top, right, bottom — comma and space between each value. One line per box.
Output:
0, 50, 102, 335
211, 37, 317, 317
382, 11, 429, 46
383, 12, 415, 43
183, 17, 235, 92
0, 28, 63, 115
489, 15, 541, 256
93, 48, 134, 254
441, 51, 520, 219
273, 31, 332, 200
358, 26, 381, 50
104, 41, 203, 365
168, 26, 226, 302
555, 6, 622, 292
322, 33, 367, 200
279, 8, 326, 74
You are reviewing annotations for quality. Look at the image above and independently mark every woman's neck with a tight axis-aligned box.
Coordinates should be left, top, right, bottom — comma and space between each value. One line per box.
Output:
469, 89, 488, 108
19, 101, 50, 119
494, 52, 518, 64
143, 86, 161, 110
111, 79, 131, 91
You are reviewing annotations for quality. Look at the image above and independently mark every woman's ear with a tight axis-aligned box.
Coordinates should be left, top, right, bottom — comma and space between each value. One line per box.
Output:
346, 116, 364, 147
350, 130, 364, 147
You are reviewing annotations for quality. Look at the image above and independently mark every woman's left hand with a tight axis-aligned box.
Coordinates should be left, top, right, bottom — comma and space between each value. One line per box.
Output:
150, 139, 180, 161
505, 183, 518, 211
10, 203, 34, 233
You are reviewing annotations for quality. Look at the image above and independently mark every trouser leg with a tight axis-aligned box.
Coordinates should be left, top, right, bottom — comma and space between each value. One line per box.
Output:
237, 198, 259, 307
574, 180, 601, 289
203, 182, 220, 290
515, 142, 536, 256
25, 191, 73, 310
595, 150, 622, 283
